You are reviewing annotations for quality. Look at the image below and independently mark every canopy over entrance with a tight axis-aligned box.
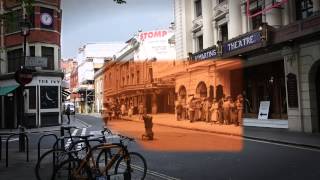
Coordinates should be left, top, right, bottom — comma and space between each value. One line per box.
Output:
0, 85, 19, 96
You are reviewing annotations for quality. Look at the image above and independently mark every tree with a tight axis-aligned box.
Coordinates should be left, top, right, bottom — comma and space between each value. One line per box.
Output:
114, 0, 126, 4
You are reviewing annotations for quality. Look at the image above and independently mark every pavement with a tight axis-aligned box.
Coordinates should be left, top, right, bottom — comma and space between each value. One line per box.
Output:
0, 115, 89, 135
98, 113, 320, 149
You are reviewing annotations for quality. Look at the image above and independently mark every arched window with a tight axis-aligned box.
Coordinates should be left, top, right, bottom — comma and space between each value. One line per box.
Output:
178, 86, 187, 100
196, 82, 207, 98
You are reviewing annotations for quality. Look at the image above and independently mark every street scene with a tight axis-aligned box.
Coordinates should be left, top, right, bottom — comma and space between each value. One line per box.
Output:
1, 0, 320, 179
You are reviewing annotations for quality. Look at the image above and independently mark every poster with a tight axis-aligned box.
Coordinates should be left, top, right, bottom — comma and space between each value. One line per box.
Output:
258, 101, 270, 120
41, 86, 58, 109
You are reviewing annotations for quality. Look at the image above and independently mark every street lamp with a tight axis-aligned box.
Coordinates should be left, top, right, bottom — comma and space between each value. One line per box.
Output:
17, 17, 30, 152
20, 18, 30, 67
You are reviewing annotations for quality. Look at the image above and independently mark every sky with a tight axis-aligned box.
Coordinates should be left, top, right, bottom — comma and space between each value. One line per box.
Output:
61, 0, 174, 59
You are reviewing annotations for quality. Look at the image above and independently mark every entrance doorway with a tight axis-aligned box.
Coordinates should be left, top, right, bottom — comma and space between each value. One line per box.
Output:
244, 60, 287, 119
4, 95, 15, 128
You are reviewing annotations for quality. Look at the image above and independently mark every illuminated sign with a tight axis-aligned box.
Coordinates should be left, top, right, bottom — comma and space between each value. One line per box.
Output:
223, 31, 262, 53
192, 47, 218, 60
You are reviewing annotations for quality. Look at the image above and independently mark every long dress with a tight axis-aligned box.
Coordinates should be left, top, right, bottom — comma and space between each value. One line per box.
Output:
210, 102, 219, 123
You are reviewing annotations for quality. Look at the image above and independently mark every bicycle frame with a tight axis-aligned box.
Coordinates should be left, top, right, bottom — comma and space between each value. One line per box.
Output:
69, 143, 131, 179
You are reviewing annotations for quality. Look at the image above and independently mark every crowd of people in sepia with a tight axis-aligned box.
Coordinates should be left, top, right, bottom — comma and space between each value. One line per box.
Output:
175, 94, 244, 126
102, 94, 244, 126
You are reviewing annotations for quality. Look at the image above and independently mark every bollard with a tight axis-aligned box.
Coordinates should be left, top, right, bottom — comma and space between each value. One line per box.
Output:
37, 134, 58, 161
6, 133, 29, 167
142, 115, 154, 140
19, 126, 26, 152
60, 126, 65, 149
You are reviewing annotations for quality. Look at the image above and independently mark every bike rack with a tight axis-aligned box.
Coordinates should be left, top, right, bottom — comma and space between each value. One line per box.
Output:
37, 134, 58, 161
5, 133, 29, 167
0, 135, 2, 161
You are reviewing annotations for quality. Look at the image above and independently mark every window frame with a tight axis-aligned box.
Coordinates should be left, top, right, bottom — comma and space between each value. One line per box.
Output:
195, 0, 202, 17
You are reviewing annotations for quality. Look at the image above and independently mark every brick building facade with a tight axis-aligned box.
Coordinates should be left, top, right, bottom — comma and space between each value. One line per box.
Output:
0, 0, 63, 128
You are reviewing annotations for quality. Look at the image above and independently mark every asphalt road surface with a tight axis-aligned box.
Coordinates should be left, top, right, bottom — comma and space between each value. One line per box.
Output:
1, 114, 320, 180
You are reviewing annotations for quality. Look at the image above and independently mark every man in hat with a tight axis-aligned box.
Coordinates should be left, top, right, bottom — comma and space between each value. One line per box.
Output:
236, 94, 244, 126
223, 96, 231, 125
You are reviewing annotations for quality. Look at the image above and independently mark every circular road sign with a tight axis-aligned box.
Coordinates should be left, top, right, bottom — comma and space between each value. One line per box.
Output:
15, 67, 34, 86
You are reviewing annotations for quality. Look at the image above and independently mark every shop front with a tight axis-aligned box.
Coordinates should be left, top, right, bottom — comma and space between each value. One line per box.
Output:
0, 72, 64, 128
221, 24, 288, 128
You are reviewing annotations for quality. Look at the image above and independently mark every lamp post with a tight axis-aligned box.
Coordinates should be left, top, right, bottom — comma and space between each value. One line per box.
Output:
17, 17, 30, 152
20, 18, 30, 67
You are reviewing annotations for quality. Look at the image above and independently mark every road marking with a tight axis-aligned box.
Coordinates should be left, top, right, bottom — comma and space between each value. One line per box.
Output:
77, 128, 87, 150
118, 162, 180, 180
245, 138, 320, 152
65, 129, 78, 149
1, 138, 19, 142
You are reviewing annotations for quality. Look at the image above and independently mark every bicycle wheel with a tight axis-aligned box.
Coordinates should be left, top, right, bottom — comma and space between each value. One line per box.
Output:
95, 148, 115, 172
51, 159, 93, 180
35, 149, 69, 180
115, 152, 147, 180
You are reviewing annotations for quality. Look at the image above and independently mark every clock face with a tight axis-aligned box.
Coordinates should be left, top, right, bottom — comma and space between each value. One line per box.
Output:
40, 13, 53, 26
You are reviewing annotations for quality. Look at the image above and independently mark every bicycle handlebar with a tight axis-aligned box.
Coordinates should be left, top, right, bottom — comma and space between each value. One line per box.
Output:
61, 126, 78, 130
100, 127, 135, 142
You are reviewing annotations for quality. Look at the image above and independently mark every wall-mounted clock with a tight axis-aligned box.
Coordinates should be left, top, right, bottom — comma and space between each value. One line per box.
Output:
40, 13, 53, 26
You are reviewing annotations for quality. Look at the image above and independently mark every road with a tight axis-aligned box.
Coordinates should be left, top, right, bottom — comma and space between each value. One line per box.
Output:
1, 114, 320, 180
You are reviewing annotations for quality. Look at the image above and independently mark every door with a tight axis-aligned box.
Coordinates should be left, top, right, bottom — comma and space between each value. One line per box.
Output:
4, 95, 15, 129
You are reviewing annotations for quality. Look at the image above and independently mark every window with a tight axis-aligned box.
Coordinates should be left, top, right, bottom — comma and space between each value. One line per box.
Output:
26, 86, 36, 109
127, 75, 129, 85
28, 7, 35, 28
149, 68, 153, 83
195, 0, 202, 17
5, 10, 22, 34
220, 24, 228, 42
29, 46, 35, 57
249, 0, 263, 30
41, 46, 54, 70
131, 73, 134, 84
137, 71, 140, 84
7, 48, 23, 72
296, 0, 313, 20
197, 35, 203, 51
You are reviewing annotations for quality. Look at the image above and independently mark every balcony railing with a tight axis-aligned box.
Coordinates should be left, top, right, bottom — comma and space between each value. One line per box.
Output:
273, 13, 320, 44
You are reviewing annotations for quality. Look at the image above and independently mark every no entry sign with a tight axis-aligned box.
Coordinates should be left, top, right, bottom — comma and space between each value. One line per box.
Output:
15, 67, 34, 86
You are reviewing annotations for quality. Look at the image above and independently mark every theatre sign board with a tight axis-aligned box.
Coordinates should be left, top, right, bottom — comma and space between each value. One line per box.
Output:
192, 46, 218, 60
222, 30, 266, 57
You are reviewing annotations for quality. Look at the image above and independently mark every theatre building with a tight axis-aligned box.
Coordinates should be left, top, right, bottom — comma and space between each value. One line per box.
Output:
0, 0, 63, 128
174, 0, 320, 132
102, 29, 176, 114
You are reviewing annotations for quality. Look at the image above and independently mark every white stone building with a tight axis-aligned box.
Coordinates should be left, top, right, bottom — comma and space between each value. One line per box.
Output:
174, 0, 320, 132
76, 42, 125, 113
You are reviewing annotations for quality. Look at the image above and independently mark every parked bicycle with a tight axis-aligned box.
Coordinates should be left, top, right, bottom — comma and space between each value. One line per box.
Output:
96, 127, 147, 180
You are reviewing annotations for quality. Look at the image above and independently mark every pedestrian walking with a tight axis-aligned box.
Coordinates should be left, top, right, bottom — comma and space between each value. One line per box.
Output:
128, 103, 133, 117
176, 101, 183, 121
229, 98, 238, 125
121, 103, 126, 117
210, 98, 219, 124
223, 96, 231, 125
65, 104, 71, 124
236, 94, 244, 126
138, 102, 144, 120
189, 98, 195, 123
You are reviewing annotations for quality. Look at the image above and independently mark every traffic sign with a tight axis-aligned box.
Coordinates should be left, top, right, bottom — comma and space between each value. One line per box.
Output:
15, 67, 34, 86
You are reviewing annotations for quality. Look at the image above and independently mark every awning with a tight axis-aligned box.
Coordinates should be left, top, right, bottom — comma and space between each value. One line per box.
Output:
62, 90, 71, 97
0, 85, 19, 96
